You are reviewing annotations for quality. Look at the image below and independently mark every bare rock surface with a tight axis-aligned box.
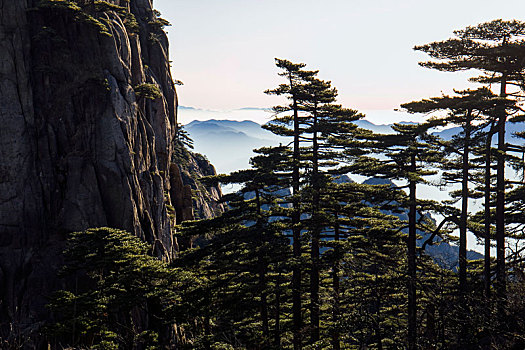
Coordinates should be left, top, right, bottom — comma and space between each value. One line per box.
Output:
0, 0, 221, 345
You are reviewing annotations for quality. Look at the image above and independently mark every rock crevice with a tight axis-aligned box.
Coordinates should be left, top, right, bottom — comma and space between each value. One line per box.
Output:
0, 0, 221, 344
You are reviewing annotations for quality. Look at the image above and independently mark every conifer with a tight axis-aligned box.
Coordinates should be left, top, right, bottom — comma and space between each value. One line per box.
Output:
415, 20, 525, 319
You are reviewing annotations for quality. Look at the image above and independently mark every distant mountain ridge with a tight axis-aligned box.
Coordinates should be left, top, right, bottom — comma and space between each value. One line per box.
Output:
183, 119, 418, 174
434, 121, 525, 142
185, 119, 285, 174
182, 119, 415, 175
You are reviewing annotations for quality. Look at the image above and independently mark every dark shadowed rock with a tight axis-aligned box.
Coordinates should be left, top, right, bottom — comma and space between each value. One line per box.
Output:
0, 0, 221, 345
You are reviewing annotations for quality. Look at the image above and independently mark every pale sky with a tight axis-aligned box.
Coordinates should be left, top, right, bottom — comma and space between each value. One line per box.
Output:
155, 0, 525, 121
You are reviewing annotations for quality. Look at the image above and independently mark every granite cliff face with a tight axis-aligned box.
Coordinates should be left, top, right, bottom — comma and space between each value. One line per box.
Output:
0, 0, 220, 343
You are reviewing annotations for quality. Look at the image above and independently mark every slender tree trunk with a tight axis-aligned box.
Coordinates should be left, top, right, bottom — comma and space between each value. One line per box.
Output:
407, 153, 417, 350
274, 272, 282, 348
259, 262, 269, 341
331, 211, 341, 350
425, 303, 436, 343
484, 128, 493, 300
496, 73, 507, 322
459, 109, 471, 294
255, 190, 270, 342
290, 74, 303, 349
459, 110, 472, 344
204, 291, 211, 350
439, 299, 445, 347
310, 104, 320, 343
374, 273, 383, 350
483, 122, 496, 337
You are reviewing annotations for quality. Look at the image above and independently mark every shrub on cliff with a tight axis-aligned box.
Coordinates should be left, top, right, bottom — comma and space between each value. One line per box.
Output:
134, 83, 163, 100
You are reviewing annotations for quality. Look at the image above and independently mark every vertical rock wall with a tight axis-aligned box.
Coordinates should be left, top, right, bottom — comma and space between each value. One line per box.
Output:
0, 0, 220, 344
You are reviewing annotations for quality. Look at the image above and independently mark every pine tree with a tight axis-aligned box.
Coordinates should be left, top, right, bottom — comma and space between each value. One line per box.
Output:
297, 77, 370, 344
401, 88, 499, 345
348, 122, 441, 349
264, 59, 318, 349
266, 62, 386, 346
47, 228, 181, 349
415, 20, 525, 321
325, 179, 407, 348
177, 145, 292, 348
300, 77, 338, 343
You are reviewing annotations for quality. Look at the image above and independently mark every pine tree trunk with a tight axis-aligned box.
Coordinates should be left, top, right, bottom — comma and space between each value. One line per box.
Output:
204, 291, 211, 350
496, 74, 507, 323
259, 261, 269, 341
255, 190, 270, 342
483, 127, 494, 301
459, 109, 471, 294
484, 125, 494, 300
290, 75, 303, 349
407, 153, 417, 350
310, 105, 320, 343
374, 273, 383, 350
459, 109, 472, 344
331, 212, 341, 350
274, 272, 282, 348
425, 303, 436, 343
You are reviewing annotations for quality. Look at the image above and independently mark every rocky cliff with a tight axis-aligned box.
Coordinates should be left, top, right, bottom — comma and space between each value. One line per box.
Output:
0, 0, 220, 345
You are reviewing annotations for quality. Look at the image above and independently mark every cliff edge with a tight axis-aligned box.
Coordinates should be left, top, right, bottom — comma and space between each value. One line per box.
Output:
0, 0, 220, 344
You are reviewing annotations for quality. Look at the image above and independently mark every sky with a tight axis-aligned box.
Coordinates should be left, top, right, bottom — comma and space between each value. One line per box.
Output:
155, 0, 525, 125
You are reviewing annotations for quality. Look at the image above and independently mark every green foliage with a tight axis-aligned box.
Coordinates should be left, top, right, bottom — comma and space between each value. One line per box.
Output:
36, 0, 83, 12
46, 227, 186, 349
149, 17, 171, 32
94, 1, 140, 33
35, 0, 142, 36
149, 9, 172, 32
175, 123, 194, 150
172, 123, 195, 173
134, 83, 163, 100
36, 0, 112, 37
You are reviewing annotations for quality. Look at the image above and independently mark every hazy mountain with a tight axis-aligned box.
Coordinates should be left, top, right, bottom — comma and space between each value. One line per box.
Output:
435, 122, 525, 142
183, 118, 460, 175
186, 118, 524, 177
354, 120, 395, 134
185, 119, 285, 174
355, 118, 525, 142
